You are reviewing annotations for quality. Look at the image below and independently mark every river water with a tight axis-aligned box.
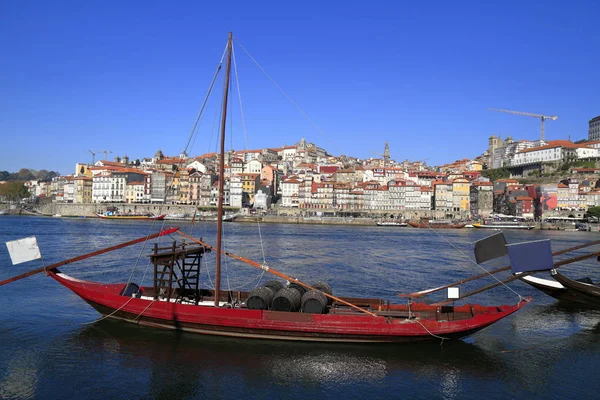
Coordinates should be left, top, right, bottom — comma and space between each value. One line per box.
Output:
1, 216, 600, 399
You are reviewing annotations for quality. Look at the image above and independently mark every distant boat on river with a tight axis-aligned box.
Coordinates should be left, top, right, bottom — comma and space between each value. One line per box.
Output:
407, 219, 466, 229
96, 211, 166, 220
376, 220, 407, 227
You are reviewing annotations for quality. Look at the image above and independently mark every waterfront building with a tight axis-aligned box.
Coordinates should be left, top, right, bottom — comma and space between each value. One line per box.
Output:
515, 196, 534, 218
198, 174, 215, 207
332, 182, 352, 210
239, 173, 260, 203
230, 175, 243, 208
92, 172, 122, 203
470, 181, 493, 219
348, 187, 364, 210
388, 179, 407, 211
210, 180, 230, 206
298, 178, 313, 209
310, 182, 334, 209
149, 171, 169, 204
452, 178, 471, 212
586, 189, 600, 208
74, 177, 93, 204
363, 181, 383, 210
177, 169, 192, 204
404, 180, 430, 210
281, 177, 300, 208
557, 183, 569, 209
432, 180, 452, 212
125, 181, 146, 203
62, 177, 75, 203
420, 186, 432, 210
254, 190, 268, 209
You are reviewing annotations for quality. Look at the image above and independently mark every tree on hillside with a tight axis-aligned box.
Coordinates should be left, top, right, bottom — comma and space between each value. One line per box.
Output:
17, 168, 35, 181
481, 167, 511, 181
586, 206, 600, 219
36, 169, 59, 180
0, 182, 30, 203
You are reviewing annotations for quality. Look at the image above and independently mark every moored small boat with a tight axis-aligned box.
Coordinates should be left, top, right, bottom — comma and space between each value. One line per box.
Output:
376, 221, 408, 227
408, 219, 466, 229
472, 222, 534, 230
96, 212, 166, 220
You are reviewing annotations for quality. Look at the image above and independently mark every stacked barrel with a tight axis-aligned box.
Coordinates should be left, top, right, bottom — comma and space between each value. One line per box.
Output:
246, 280, 333, 314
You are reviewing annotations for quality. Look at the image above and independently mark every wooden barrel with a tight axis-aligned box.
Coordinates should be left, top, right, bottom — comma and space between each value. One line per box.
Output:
312, 281, 333, 305
272, 288, 301, 312
246, 287, 274, 310
301, 290, 328, 314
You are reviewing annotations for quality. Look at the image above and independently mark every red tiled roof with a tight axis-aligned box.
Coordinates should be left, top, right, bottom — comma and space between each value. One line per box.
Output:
518, 140, 591, 154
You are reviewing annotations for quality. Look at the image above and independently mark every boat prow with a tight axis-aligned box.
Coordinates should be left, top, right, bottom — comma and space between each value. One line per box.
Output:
519, 272, 600, 308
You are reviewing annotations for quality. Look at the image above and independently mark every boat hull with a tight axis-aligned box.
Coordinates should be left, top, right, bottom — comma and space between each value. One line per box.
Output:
96, 213, 167, 220
549, 270, 600, 308
520, 274, 600, 308
49, 271, 526, 343
472, 223, 534, 230
376, 222, 407, 227
407, 221, 466, 229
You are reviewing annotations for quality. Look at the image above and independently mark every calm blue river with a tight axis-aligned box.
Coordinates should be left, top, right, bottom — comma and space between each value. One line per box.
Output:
1, 216, 600, 399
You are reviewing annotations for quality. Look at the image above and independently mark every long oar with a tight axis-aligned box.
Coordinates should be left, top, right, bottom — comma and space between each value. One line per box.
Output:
399, 239, 600, 298
0, 227, 179, 287
177, 231, 378, 317
431, 248, 600, 306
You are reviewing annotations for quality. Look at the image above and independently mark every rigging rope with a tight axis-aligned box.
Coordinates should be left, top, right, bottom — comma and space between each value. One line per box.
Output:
233, 36, 343, 155
181, 43, 228, 156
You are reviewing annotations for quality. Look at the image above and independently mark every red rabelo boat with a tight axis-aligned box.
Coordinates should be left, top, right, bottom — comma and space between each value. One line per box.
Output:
7, 33, 529, 343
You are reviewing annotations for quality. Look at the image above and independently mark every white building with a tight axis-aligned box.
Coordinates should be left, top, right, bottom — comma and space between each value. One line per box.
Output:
230, 176, 243, 208
512, 140, 590, 166
281, 177, 301, 208
244, 159, 263, 174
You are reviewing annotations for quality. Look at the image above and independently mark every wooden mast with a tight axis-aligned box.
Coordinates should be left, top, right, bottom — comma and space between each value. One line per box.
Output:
215, 32, 233, 306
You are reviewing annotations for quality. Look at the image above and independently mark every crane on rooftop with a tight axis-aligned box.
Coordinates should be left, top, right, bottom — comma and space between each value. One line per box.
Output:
88, 150, 96, 165
489, 108, 558, 141
100, 150, 113, 161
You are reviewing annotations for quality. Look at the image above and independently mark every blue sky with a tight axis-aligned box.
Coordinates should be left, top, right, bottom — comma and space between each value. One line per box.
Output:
1, 0, 598, 175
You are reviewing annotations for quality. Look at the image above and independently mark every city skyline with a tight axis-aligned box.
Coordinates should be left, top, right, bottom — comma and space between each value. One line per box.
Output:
1, 1, 599, 175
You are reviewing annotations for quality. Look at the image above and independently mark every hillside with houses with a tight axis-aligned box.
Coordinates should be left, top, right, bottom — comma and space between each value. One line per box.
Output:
10, 124, 600, 221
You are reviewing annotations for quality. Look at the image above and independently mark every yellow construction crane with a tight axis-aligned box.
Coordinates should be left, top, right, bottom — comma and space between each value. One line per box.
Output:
489, 108, 558, 141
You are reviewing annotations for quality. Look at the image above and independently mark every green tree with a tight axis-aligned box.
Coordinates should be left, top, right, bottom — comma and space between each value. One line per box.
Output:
586, 206, 600, 219
481, 167, 511, 181
17, 168, 34, 181
0, 182, 30, 202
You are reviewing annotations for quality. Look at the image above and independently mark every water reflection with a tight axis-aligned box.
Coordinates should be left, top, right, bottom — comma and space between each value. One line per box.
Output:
63, 321, 504, 399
